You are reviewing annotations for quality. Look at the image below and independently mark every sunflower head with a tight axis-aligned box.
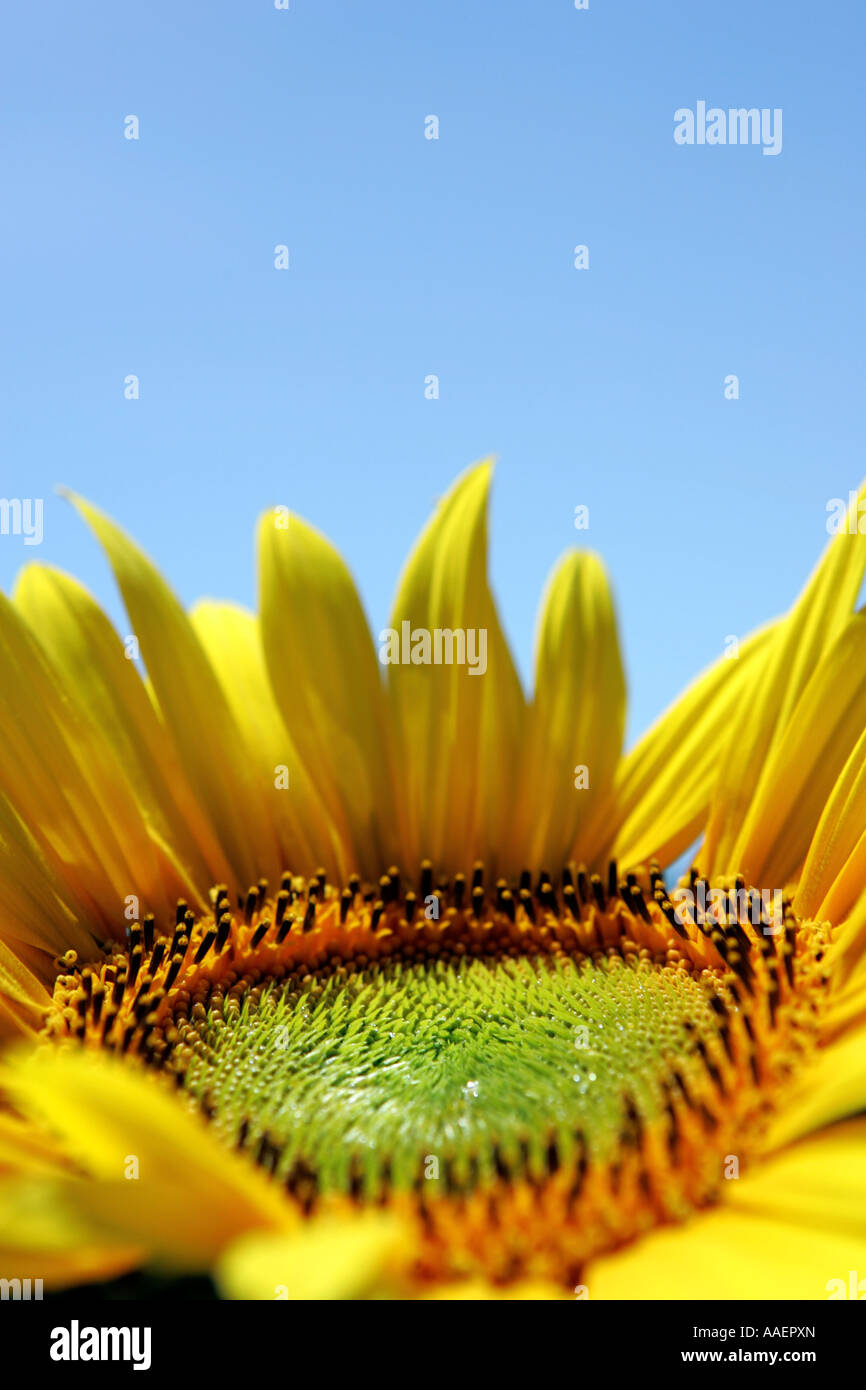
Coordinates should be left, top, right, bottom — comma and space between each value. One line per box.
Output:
2, 464, 866, 1300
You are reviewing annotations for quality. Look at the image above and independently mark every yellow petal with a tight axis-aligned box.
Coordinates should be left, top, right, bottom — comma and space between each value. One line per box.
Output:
191, 601, 342, 878
0, 796, 93, 959
216, 1213, 405, 1300
476, 602, 526, 873
725, 614, 866, 888
258, 510, 396, 879
2, 1046, 293, 1270
0, 1111, 143, 1285
510, 550, 624, 872
0, 590, 171, 933
703, 487, 866, 877
796, 725, 866, 988
386, 460, 524, 874
728, 1119, 866, 1235
825, 968, 866, 1036
590, 1121, 866, 1299
15, 564, 223, 902
0, 1177, 140, 1288
0, 937, 50, 1022
763, 1032, 866, 1151
0, 1110, 72, 1176
66, 493, 280, 896
603, 624, 776, 869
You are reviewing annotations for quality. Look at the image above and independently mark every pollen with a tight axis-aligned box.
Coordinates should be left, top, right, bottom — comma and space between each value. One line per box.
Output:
43, 860, 831, 1286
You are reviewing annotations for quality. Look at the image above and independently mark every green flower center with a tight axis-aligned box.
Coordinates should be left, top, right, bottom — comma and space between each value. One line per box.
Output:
47, 863, 824, 1282
178, 948, 721, 1198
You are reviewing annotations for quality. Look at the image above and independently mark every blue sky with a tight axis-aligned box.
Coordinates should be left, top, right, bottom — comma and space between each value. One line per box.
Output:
1, 0, 863, 744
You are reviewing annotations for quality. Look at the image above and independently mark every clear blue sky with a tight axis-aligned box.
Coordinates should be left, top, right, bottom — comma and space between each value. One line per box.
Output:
1, 0, 863, 744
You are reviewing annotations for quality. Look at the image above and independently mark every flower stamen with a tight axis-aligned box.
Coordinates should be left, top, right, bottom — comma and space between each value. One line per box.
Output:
43, 860, 831, 1284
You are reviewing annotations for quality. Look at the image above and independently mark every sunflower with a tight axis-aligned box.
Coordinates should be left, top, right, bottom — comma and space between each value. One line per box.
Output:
1, 460, 865, 1301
